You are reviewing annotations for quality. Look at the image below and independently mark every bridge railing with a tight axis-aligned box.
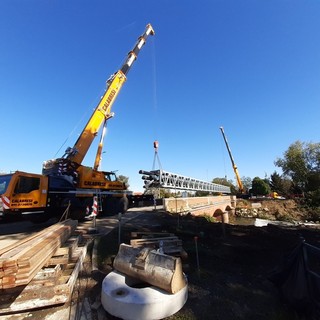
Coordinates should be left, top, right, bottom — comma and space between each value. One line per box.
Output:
139, 169, 231, 194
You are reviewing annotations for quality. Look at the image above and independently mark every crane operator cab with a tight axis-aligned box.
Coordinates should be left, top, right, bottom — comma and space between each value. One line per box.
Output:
104, 171, 118, 182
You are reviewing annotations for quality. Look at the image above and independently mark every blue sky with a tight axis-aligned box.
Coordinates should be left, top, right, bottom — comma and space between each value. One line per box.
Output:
1, 1, 319, 192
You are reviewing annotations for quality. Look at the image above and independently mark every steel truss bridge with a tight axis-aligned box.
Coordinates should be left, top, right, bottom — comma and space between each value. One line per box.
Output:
139, 169, 231, 194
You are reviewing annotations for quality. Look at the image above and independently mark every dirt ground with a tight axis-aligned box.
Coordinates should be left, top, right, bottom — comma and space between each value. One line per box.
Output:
235, 199, 311, 222
9, 200, 317, 320
90, 200, 320, 320
5, 201, 320, 320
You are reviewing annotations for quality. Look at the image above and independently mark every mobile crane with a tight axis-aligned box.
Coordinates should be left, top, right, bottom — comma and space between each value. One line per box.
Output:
219, 126, 245, 195
0, 24, 155, 221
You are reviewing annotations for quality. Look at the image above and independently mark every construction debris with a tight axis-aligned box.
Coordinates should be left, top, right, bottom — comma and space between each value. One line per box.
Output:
130, 232, 188, 259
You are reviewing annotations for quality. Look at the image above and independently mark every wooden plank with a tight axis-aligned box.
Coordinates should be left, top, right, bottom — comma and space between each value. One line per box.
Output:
130, 235, 188, 259
21, 265, 62, 286
46, 254, 69, 266
0, 220, 77, 259
131, 231, 174, 238
2, 275, 16, 289
0, 221, 72, 256
15, 229, 72, 285
0, 220, 78, 288
65, 243, 87, 292
0, 220, 76, 267
53, 235, 80, 257
133, 239, 182, 246
0, 241, 88, 314
130, 236, 178, 246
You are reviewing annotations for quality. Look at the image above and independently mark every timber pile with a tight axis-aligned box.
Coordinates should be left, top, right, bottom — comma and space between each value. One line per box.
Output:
130, 232, 188, 259
0, 219, 77, 289
0, 235, 89, 319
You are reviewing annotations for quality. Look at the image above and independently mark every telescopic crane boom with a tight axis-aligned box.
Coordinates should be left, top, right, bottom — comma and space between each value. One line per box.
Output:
1, 24, 155, 222
64, 23, 155, 165
43, 23, 155, 189
219, 126, 244, 194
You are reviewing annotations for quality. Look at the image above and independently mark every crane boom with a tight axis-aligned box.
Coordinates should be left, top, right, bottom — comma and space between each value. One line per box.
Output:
42, 23, 155, 198
2, 24, 156, 222
219, 126, 244, 193
65, 23, 155, 165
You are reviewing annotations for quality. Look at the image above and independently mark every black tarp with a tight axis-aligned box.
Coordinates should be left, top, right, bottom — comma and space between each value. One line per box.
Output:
269, 238, 320, 319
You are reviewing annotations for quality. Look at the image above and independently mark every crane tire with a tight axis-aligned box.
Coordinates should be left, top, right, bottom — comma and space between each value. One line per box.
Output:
101, 270, 188, 320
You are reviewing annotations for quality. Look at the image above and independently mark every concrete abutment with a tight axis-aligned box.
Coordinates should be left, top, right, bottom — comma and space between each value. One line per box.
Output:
163, 195, 236, 223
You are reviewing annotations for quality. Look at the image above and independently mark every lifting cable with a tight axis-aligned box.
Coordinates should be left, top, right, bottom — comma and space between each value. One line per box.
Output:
219, 128, 228, 180
150, 38, 163, 171
151, 38, 159, 141
152, 140, 163, 171
53, 90, 103, 159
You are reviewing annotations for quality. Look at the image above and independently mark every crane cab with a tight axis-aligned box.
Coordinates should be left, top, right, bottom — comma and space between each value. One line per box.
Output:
76, 166, 126, 190
0, 171, 48, 218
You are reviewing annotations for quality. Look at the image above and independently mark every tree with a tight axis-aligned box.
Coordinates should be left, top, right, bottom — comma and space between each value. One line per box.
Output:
212, 177, 232, 186
275, 141, 320, 192
251, 177, 271, 196
212, 177, 236, 194
241, 176, 252, 193
195, 191, 210, 196
269, 171, 292, 196
118, 175, 129, 189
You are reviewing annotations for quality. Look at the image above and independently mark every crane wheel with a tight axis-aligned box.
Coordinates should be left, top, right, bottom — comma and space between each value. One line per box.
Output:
28, 211, 52, 224
60, 198, 86, 221
102, 196, 128, 216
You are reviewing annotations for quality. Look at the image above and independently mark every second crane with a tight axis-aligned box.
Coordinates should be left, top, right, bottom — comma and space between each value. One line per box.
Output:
219, 126, 245, 195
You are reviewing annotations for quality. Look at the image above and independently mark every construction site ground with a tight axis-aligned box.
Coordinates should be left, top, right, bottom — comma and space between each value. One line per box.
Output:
1, 200, 320, 320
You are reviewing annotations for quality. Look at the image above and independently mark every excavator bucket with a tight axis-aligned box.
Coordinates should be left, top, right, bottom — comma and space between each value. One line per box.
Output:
113, 243, 187, 294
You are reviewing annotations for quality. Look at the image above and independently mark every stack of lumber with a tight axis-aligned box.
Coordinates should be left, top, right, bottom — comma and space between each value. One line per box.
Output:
0, 219, 77, 289
130, 232, 188, 259
0, 232, 88, 314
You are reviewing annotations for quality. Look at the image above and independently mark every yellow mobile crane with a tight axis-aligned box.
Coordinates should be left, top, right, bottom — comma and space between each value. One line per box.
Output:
219, 126, 245, 194
0, 24, 155, 221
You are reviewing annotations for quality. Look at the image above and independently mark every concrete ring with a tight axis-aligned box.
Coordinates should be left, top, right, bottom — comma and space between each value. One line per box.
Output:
101, 270, 188, 320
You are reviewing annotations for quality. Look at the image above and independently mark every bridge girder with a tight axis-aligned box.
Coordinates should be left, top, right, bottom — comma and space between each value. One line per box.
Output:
139, 169, 231, 194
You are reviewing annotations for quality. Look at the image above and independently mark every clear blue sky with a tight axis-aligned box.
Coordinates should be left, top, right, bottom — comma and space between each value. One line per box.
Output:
1, 1, 319, 192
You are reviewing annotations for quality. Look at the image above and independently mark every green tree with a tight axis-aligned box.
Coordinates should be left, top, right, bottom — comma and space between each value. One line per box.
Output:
269, 171, 292, 196
251, 177, 271, 196
275, 141, 320, 192
195, 191, 210, 196
118, 175, 129, 189
212, 177, 232, 186
212, 177, 236, 194
241, 176, 252, 193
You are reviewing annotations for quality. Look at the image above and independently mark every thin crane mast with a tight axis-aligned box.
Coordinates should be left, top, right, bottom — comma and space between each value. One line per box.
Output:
219, 126, 244, 193
65, 24, 155, 165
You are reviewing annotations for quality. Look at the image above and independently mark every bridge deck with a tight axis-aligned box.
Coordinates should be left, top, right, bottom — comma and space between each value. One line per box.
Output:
139, 170, 231, 194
